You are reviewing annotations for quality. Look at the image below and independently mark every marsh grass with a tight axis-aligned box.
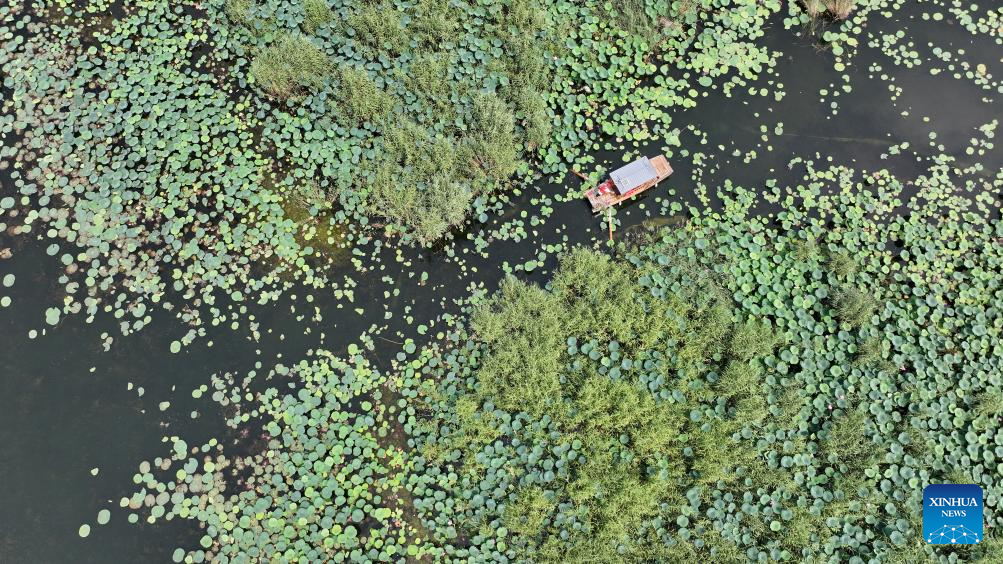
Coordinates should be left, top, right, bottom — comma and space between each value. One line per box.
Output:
803, 0, 857, 21
302, 0, 334, 33
794, 234, 820, 261
822, 409, 870, 465
835, 286, 876, 327
974, 389, 1003, 424
730, 319, 779, 360
512, 85, 552, 148
231, 0, 542, 245
366, 120, 471, 245
335, 66, 394, 123
403, 53, 453, 113
611, 0, 670, 43
461, 93, 520, 180
503, 486, 552, 539
250, 33, 331, 98
828, 251, 858, 278
225, 0, 253, 26
373, 174, 472, 245
359, 97, 519, 244
852, 336, 883, 366
803, 0, 824, 17
824, 0, 857, 19
348, 5, 408, 55
409, 0, 459, 46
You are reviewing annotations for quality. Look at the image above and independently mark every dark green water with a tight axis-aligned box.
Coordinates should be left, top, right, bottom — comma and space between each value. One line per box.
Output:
1, 8, 1001, 562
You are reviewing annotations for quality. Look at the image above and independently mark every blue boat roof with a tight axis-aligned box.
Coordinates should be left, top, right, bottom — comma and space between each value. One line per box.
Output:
610, 157, 657, 195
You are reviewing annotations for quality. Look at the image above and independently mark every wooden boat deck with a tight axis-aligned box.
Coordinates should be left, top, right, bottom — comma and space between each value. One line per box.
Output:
650, 155, 672, 179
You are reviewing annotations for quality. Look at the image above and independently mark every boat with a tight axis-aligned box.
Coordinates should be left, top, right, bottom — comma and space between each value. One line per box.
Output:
583, 154, 673, 213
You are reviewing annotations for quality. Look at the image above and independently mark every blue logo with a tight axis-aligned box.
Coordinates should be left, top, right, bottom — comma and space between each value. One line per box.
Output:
923, 484, 983, 545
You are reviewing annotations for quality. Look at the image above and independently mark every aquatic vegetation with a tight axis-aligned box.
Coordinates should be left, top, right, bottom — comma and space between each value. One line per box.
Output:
803, 0, 825, 18
4, 0, 996, 344
0, 2, 352, 338
4, 0, 1003, 561
1, 0, 799, 335
218, 0, 792, 243
301, 0, 333, 34
333, 66, 394, 124
401, 162, 1003, 561
251, 33, 332, 98
110, 159, 1003, 561
801, 0, 857, 20
225, 0, 254, 27
236, 0, 556, 244
823, 0, 857, 20
543, 0, 784, 173
120, 353, 418, 562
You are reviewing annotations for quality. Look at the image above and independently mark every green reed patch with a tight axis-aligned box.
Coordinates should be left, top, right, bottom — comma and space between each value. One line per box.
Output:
251, 33, 332, 98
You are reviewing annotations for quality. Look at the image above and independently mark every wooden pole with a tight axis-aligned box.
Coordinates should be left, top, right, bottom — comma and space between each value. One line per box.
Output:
607, 207, 614, 242
571, 169, 588, 181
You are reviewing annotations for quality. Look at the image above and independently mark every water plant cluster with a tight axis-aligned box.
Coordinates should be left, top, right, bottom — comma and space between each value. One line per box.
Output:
119, 353, 412, 562
1, 1, 335, 339
113, 160, 1003, 561
1, 0, 803, 333
224, 0, 797, 239
227, 0, 553, 244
